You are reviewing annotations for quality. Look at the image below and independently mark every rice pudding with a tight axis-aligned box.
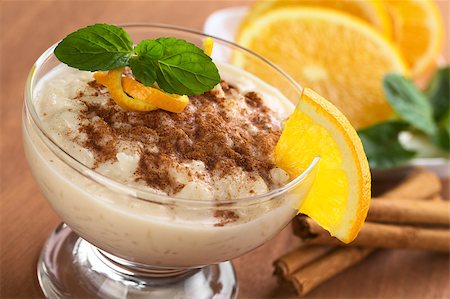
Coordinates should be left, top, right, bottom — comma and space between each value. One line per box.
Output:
35, 64, 291, 200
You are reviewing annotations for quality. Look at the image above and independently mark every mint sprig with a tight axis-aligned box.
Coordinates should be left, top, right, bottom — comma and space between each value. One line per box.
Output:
54, 24, 133, 71
150, 37, 221, 95
54, 24, 221, 96
383, 74, 437, 135
358, 67, 450, 169
427, 67, 449, 122
428, 67, 450, 151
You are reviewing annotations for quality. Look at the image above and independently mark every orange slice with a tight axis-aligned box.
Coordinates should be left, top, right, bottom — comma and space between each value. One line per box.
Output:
240, 0, 392, 38
382, 0, 444, 77
94, 68, 188, 113
236, 8, 408, 129
275, 88, 371, 243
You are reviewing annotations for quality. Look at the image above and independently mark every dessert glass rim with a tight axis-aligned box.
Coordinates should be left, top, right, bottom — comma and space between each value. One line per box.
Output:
24, 23, 320, 206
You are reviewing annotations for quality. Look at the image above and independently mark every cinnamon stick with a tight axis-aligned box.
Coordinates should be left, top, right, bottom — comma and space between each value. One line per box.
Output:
294, 216, 450, 252
293, 169, 446, 250
273, 245, 332, 278
367, 198, 449, 226
429, 194, 444, 201
290, 247, 374, 297
380, 167, 442, 199
276, 168, 442, 297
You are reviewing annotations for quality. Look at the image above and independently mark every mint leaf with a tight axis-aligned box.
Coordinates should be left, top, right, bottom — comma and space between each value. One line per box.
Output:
383, 74, 437, 136
425, 67, 449, 153
358, 121, 415, 169
152, 37, 221, 96
433, 128, 450, 152
432, 110, 450, 152
54, 24, 133, 71
427, 66, 449, 122
129, 40, 163, 86
134, 39, 164, 60
130, 57, 157, 86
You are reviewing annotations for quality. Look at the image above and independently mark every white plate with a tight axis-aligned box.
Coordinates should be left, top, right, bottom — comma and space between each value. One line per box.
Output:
203, 7, 450, 179
203, 6, 247, 42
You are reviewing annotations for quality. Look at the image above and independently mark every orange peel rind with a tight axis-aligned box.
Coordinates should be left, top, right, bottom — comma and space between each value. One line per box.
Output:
202, 37, 214, 56
122, 77, 189, 113
93, 68, 189, 113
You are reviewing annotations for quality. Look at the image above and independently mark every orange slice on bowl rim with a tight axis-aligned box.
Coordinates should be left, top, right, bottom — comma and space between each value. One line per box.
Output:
275, 88, 371, 243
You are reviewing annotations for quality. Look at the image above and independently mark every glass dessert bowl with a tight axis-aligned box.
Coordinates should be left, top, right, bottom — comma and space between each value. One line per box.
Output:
23, 24, 319, 298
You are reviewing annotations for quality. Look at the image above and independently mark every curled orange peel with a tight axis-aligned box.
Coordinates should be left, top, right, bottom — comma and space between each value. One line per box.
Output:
122, 78, 189, 113
93, 67, 189, 113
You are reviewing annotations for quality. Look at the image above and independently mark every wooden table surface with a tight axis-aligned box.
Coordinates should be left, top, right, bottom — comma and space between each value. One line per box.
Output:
1, 1, 449, 298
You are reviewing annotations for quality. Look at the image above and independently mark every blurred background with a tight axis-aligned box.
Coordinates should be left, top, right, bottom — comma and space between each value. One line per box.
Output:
1, 1, 449, 298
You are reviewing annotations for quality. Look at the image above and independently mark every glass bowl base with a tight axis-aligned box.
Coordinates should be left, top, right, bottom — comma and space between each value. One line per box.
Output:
37, 223, 238, 298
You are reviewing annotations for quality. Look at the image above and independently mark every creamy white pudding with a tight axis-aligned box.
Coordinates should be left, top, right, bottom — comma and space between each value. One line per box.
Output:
33, 64, 291, 199
23, 63, 312, 267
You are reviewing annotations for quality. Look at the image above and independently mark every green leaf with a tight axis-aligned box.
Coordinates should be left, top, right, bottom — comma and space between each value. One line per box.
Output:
424, 67, 450, 153
383, 73, 437, 136
134, 39, 164, 60
426, 66, 449, 122
129, 40, 163, 86
152, 37, 221, 95
432, 110, 450, 152
358, 121, 415, 169
130, 57, 157, 86
54, 24, 133, 71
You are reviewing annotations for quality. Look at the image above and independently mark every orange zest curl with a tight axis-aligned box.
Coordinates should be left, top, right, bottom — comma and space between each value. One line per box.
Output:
93, 68, 189, 113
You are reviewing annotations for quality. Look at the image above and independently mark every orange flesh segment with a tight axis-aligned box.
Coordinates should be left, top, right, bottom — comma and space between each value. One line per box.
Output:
121, 78, 189, 113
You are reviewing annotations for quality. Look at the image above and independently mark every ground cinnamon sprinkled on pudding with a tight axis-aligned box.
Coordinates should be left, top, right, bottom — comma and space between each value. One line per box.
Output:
36, 66, 291, 202
79, 121, 118, 167
77, 79, 285, 195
